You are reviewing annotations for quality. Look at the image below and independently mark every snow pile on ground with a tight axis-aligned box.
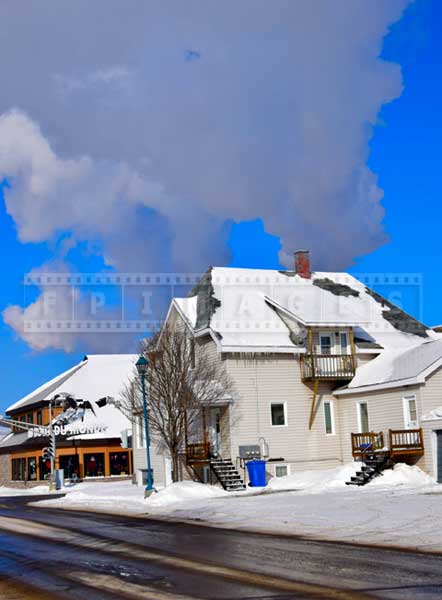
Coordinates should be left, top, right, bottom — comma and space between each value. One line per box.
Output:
147, 481, 227, 508
267, 463, 357, 493
0, 485, 49, 496
369, 462, 434, 487
33, 479, 147, 514
267, 462, 434, 493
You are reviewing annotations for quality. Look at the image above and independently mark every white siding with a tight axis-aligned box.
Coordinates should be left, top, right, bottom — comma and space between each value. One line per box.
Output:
225, 354, 342, 474
419, 365, 442, 476
336, 385, 423, 463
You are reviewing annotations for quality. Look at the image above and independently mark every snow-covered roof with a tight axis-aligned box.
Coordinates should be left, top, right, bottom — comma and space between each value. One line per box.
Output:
172, 267, 434, 354
6, 354, 137, 440
0, 426, 10, 442
335, 338, 442, 395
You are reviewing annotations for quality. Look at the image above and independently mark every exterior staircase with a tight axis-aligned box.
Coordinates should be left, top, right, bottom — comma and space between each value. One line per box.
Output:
210, 458, 246, 491
346, 452, 391, 487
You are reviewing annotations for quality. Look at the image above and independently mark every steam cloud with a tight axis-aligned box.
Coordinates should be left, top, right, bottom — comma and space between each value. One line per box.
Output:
0, 0, 410, 351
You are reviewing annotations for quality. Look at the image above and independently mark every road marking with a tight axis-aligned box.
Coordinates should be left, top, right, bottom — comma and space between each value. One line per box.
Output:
67, 571, 198, 600
0, 516, 373, 599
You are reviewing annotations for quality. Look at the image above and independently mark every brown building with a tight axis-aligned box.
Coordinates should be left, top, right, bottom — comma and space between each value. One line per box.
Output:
0, 354, 136, 484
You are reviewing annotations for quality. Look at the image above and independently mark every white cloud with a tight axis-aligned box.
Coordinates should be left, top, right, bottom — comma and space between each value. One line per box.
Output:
0, 0, 411, 351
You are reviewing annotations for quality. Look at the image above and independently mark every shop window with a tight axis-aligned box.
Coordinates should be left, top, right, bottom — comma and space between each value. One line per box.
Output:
59, 455, 80, 480
84, 453, 105, 477
39, 457, 51, 480
12, 458, 26, 481
27, 457, 37, 481
110, 452, 130, 476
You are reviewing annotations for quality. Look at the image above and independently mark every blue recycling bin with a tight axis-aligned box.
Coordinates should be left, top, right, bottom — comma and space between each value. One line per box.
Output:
246, 460, 267, 487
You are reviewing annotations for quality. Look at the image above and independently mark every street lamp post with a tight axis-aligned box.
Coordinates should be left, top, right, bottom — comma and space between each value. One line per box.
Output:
136, 355, 155, 497
48, 399, 56, 491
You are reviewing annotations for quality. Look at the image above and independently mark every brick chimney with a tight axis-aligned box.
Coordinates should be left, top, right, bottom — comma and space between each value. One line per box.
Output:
294, 250, 311, 279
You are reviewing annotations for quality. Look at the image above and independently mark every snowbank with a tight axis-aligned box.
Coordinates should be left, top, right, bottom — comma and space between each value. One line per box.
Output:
33, 480, 147, 514
147, 481, 227, 508
369, 463, 434, 487
267, 463, 357, 493
0, 485, 49, 497
267, 462, 434, 493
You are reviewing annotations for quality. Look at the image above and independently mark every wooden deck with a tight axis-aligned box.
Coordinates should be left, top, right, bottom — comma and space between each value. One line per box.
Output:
301, 354, 356, 381
351, 428, 424, 459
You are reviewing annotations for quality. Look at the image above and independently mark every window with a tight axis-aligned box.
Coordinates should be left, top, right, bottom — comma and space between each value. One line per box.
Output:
320, 334, 333, 355
403, 395, 418, 429
357, 402, 369, 433
27, 457, 37, 481
137, 415, 146, 448
27, 412, 34, 424
271, 403, 287, 427
275, 465, 289, 478
11, 458, 26, 481
324, 401, 335, 435
37, 410, 43, 425
39, 457, 51, 480
110, 452, 130, 476
84, 453, 105, 477
190, 338, 196, 369
339, 332, 349, 355
59, 455, 80, 479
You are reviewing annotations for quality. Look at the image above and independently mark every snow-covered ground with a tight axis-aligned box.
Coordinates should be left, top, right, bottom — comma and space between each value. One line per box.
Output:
4, 463, 442, 552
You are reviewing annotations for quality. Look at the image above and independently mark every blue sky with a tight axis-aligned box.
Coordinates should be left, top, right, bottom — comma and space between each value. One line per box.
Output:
0, 0, 441, 411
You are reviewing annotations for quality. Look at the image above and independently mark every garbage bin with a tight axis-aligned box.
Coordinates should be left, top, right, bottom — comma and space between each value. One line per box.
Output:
55, 469, 64, 490
246, 460, 267, 487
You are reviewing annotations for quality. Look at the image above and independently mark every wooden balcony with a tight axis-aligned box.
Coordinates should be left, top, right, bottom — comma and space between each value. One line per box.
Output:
186, 442, 210, 463
351, 428, 424, 458
301, 353, 355, 381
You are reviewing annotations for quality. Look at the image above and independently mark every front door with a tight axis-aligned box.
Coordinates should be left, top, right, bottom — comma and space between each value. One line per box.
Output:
209, 407, 222, 456
437, 431, 442, 484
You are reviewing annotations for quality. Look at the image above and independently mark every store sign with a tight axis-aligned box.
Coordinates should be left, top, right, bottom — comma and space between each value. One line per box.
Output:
28, 424, 107, 438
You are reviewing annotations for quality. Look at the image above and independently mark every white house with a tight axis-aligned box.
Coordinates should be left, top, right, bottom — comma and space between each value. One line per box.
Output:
132, 251, 442, 489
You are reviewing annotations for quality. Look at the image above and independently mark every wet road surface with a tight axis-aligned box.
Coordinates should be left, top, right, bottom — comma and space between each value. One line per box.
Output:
0, 495, 441, 599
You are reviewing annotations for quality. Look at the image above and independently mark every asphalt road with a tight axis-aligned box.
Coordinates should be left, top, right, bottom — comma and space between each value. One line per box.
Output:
0, 495, 441, 599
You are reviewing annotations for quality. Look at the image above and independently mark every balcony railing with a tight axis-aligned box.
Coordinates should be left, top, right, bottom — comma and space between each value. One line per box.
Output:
389, 428, 424, 457
186, 442, 210, 463
351, 428, 424, 458
351, 431, 385, 457
301, 353, 356, 381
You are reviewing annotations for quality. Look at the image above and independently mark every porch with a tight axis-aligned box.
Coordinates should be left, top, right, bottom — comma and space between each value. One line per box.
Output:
351, 428, 424, 459
185, 403, 230, 465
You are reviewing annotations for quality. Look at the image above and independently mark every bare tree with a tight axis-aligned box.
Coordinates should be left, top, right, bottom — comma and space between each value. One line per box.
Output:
120, 325, 233, 482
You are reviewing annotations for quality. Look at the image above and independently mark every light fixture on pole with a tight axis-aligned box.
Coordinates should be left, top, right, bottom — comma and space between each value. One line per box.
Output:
136, 355, 155, 497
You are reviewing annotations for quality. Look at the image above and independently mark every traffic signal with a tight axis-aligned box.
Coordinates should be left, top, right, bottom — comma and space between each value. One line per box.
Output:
42, 435, 56, 461
42, 446, 54, 460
